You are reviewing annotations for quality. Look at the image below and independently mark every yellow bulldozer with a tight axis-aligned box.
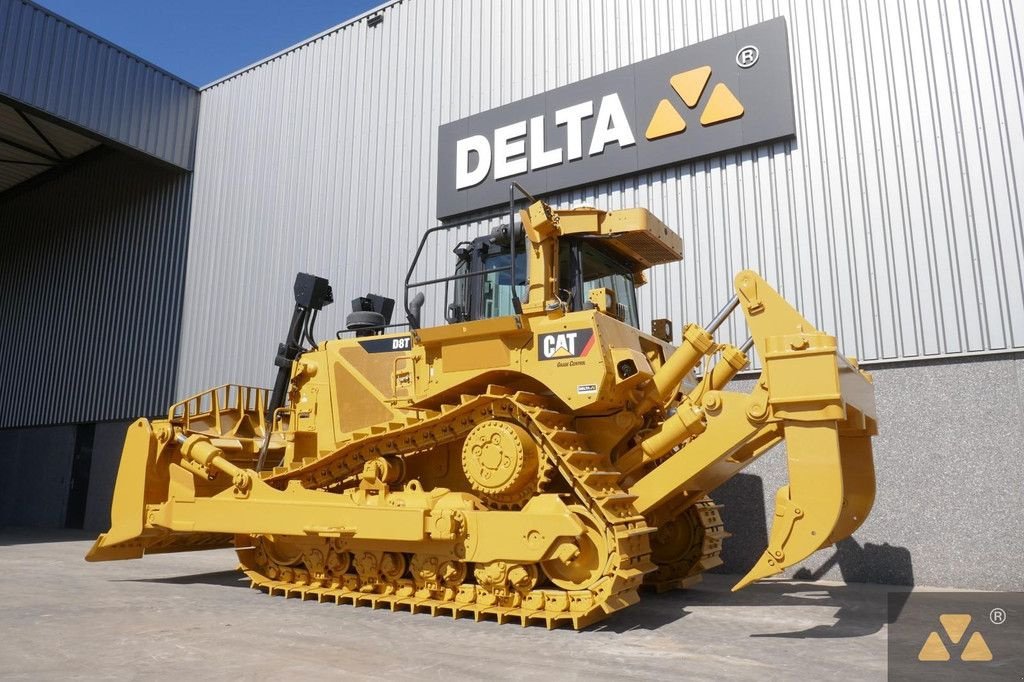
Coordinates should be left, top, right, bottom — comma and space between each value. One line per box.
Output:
88, 188, 878, 629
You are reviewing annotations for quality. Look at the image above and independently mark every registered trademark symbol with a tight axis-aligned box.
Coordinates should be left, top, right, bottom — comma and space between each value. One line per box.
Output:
990, 607, 1006, 625
736, 45, 759, 68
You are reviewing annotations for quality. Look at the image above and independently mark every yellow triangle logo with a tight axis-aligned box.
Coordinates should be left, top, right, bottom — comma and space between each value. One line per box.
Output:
917, 631, 950, 661
960, 632, 993, 662
917, 614, 994, 663
645, 99, 687, 140
939, 614, 971, 644
700, 83, 744, 126
670, 66, 711, 108
646, 65, 747, 138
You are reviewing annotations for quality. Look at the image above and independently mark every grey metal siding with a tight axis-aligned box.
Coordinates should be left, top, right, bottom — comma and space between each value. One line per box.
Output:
178, 0, 1024, 396
0, 149, 192, 427
0, 0, 198, 169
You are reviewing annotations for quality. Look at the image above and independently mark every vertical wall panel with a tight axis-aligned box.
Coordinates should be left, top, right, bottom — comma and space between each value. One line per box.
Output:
179, 0, 1024, 396
0, 149, 192, 427
0, 0, 198, 169
0, 425, 75, 527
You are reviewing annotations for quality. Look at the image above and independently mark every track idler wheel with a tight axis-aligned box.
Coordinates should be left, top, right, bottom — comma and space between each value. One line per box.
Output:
646, 497, 727, 591
261, 535, 306, 567
540, 506, 611, 590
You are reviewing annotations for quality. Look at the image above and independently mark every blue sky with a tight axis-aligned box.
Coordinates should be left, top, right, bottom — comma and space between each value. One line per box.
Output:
37, 0, 383, 86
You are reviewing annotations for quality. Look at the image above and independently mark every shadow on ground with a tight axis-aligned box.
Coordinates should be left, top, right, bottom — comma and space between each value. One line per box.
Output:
5, 510, 915, 640
120, 569, 251, 589
598, 574, 914, 638
598, 537, 914, 638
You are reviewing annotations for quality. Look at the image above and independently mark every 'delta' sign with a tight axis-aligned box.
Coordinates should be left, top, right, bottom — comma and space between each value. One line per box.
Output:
436, 17, 796, 219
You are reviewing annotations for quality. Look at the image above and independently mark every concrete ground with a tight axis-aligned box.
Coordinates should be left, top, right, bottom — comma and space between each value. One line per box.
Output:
1, 530, 910, 680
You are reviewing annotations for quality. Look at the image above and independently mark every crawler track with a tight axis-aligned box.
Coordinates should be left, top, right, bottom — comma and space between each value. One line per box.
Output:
238, 388, 657, 628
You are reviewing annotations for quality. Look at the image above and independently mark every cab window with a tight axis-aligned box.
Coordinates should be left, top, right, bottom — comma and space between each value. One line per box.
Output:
579, 242, 639, 328
479, 249, 527, 319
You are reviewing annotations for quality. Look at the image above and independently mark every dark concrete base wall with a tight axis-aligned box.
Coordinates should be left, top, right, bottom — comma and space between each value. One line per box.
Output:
83, 421, 132, 532
712, 353, 1024, 591
0, 420, 129, 532
0, 425, 75, 527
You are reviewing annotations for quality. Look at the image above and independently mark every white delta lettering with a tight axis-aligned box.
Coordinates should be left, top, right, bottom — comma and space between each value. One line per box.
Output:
455, 94, 636, 190
543, 332, 579, 358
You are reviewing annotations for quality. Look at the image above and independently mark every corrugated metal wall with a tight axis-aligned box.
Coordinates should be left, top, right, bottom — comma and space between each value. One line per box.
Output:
0, 149, 192, 428
0, 0, 198, 169
178, 0, 1024, 396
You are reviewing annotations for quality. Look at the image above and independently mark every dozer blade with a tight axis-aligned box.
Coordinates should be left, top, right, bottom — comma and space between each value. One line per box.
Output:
86, 419, 155, 561
732, 422, 874, 590
86, 418, 232, 561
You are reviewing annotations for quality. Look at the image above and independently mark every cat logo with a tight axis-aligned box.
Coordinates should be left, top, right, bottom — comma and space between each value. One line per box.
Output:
538, 329, 595, 361
917, 614, 993, 662
645, 65, 745, 140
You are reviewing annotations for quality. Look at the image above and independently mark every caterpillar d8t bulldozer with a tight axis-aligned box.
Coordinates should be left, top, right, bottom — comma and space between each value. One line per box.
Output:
88, 190, 878, 629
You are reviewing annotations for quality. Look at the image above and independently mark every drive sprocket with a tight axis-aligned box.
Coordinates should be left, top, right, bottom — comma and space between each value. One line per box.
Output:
461, 419, 540, 507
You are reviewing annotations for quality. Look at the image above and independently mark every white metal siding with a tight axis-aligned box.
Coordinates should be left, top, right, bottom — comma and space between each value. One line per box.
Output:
178, 0, 1024, 397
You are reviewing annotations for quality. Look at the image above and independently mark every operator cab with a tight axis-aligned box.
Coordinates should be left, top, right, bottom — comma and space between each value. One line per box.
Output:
403, 201, 681, 332
446, 228, 640, 327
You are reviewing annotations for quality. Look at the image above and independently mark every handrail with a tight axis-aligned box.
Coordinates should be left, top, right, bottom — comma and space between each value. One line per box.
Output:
403, 183, 541, 328
403, 221, 477, 325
